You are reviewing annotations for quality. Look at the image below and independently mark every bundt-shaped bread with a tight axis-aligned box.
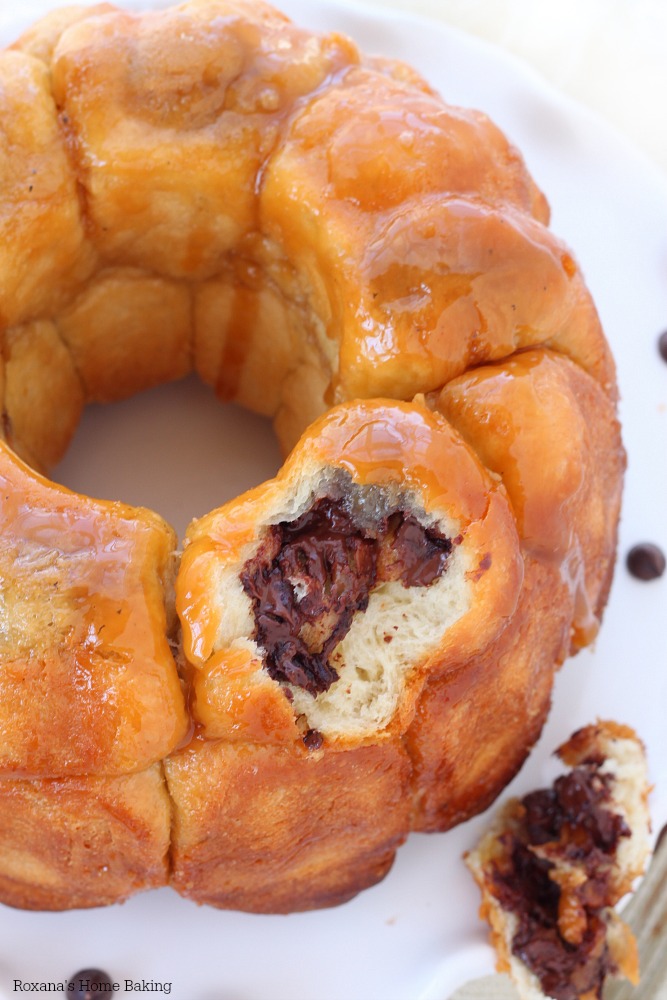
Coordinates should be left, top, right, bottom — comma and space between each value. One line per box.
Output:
0, 0, 624, 911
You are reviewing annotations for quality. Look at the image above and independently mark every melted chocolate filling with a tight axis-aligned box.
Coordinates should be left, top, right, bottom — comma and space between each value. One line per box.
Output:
490, 768, 630, 1000
240, 496, 452, 696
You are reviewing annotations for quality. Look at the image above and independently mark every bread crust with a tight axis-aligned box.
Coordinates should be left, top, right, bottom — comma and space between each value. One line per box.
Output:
0, 765, 171, 910
0, 0, 625, 912
166, 737, 411, 912
406, 555, 567, 832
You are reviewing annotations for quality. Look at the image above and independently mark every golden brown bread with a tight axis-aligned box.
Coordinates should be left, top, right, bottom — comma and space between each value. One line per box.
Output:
0, 448, 189, 777
166, 738, 412, 912
0, 766, 170, 911
0, 0, 625, 912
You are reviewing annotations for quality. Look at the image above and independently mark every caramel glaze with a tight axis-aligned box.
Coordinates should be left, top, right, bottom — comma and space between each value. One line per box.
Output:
434, 350, 625, 652
0, 442, 188, 778
3, 0, 615, 457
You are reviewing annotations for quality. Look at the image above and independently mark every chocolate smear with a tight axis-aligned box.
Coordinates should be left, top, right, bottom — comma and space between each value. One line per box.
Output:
241, 495, 452, 695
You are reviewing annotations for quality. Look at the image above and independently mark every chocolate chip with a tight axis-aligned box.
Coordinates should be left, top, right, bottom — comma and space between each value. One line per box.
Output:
67, 970, 114, 999
658, 330, 667, 362
303, 728, 323, 751
626, 543, 666, 581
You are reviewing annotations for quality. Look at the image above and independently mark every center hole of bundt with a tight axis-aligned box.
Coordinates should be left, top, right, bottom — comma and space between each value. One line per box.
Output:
240, 496, 453, 696
54, 374, 282, 540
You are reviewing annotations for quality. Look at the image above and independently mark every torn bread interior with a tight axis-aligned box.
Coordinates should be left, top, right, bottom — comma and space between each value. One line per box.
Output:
189, 466, 471, 743
241, 473, 465, 730
466, 721, 651, 1000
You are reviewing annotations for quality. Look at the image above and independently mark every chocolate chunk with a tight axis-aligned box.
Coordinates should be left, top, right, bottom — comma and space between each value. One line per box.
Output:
658, 330, 667, 362
513, 914, 608, 1000
241, 495, 452, 695
387, 515, 452, 587
525, 770, 628, 852
303, 728, 324, 751
626, 542, 666, 581
492, 839, 560, 928
241, 500, 377, 695
67, 970, 114, 1000
489, 766, 629, 1000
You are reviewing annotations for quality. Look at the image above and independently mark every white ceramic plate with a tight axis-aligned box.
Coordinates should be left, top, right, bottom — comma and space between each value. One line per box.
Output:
1, 2, 666, 998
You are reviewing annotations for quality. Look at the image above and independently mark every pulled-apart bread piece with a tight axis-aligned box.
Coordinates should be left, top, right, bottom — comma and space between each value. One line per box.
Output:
166, 738, 413, 912
433, 349, 624, 654
177, 398, 522, 748
0, 441, 189, 778
171, 397, 523, 909
466, 722, 651, 1000
0, 764, 171, 911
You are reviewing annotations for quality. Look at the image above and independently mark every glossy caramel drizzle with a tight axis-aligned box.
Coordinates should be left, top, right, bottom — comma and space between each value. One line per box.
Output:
0, 3, 621, 785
